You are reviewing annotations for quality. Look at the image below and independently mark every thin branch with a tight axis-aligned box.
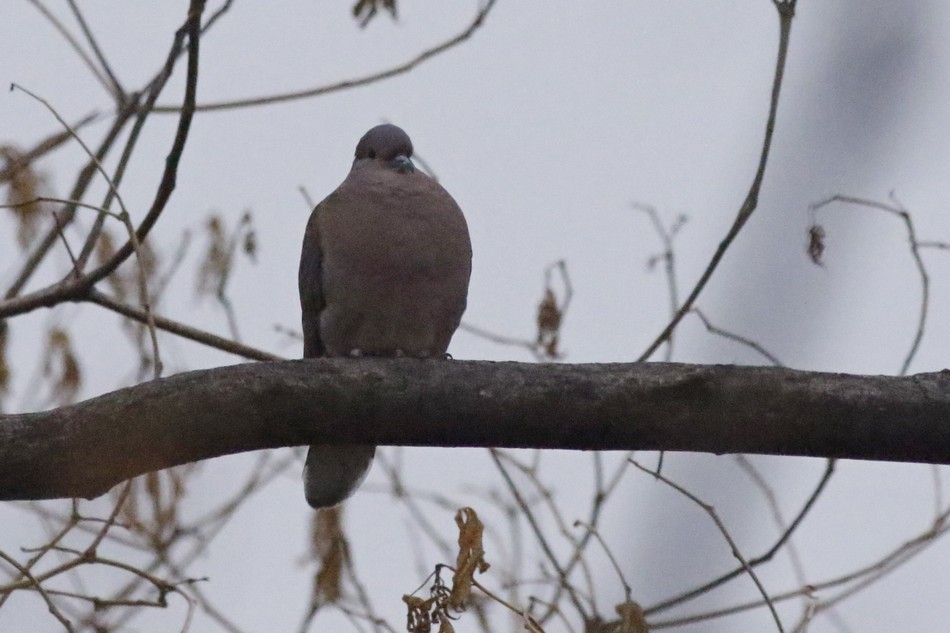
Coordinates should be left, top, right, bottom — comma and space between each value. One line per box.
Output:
638, 1, 796, 361
153, 0, 498, 113
646, 458, 835, 615
86, 288, 280, 362
66, 0, 125, 99
458, 322, 542, 356
1, 196, 121, 222
49, 210, 81, 274
572, 520, 632, 603
652, 502, 950, 629
636, 203, 685, 362
82, 0, 205, 287
9, 85, 130, 218
492, 450, 599, 619
24, 0, 112, 95
0, 549, 74, 631
0, 0, 206, 319
631, 459, 784, 632
471, 578, 545, 633
490, 450, 590, 621
0, 111, 100, 183
1, 92, 158, 361
809, 194, 933, 376
692, 308, 785, 366
734, 455, 809, 585
4, 102, 138, 300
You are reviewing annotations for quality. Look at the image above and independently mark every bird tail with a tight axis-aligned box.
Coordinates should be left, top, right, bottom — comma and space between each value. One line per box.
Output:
303, 444, 377, 509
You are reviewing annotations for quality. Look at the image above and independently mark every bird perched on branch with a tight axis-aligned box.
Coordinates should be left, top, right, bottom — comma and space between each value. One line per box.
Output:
298, 123, 472, 508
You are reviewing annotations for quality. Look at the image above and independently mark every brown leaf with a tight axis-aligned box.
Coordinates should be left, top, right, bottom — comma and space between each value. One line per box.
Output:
1, 145, 48, 249
352, 0, 397, 27
807, 223, 825, 266
120, 466, 197, 550
311, 505, 349, 603
536, 288, 563, 359
449, 507, 490, 610
403, 594, 434, 633
42, 328, 81, 406
96, 230, 125, 300
195, 214, 229, 299
240, 210, 257, 262
437, 616, 455, 633
97, 228, 160, 305
615, 601, 648, 633
195, 212, 256, 300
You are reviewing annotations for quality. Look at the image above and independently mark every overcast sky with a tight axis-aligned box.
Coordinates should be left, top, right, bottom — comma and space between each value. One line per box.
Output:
2, 1, 950, 632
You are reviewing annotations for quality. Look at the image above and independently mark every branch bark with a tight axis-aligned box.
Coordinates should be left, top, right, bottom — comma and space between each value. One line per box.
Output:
1, 360, 949, 501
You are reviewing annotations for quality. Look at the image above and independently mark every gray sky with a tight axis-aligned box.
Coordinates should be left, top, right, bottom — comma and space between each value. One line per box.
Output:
2, 1, 950, 631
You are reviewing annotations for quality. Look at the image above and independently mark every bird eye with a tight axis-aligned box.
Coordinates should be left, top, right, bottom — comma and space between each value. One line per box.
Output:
367, 149, 377, 159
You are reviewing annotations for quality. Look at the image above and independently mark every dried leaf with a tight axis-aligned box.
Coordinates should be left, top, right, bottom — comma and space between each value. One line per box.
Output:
583, 618, 610, 633
615, 601, 648, 633
121, 466, 196, 549
97, 230, 124, 300
0, 321, 9, 407
97, 228, 160, 304
240, 210, 257, 262
352, 0, 397, 27
536, 288, 562, 358
311, 505, 348, 603
42, 328, 81, 406
196, 214, 229, 299
403, 594, 434, 633
807, 223, 825, 266
195, 212, 256, 300
449, 507, 490, 610
523, 613, 545, 633
1, 145, 48, 249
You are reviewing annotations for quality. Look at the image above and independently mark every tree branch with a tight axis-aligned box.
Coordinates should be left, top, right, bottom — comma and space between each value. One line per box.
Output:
152, 0, 497, 113
1, 360, 949, 502
0, 0, 205, 319
638, 2, 796, 361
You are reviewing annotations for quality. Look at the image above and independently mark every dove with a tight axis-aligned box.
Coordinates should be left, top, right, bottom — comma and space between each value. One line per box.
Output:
298, 123, 472, 508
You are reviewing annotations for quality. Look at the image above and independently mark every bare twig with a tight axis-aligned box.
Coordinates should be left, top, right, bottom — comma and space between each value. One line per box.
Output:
458, 322, 541, 356
0, 0, 206, 320
572, 520, 632, 604
692, 308, 785, 366
153, 0, 498, 113
0, 549, 74, 631
631, 459, 785, 632
461, 259, 572, 361
636, 203, 686, 362
66, 0, 125, 99
24, 0, 112, 94
0, 112, 100, 183
87, 288, 281, 362
652, 502, 950, 629
646, 459, 835, 615
10, 86, 131, 220
638, 1, 797, 361
809, 194, 936, 376
4, 102, 138, 300
734, 456, 808, 585
489, 450, 590, 622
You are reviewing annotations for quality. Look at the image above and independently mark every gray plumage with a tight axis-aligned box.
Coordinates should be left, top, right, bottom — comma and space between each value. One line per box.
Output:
299, 124, 472, 508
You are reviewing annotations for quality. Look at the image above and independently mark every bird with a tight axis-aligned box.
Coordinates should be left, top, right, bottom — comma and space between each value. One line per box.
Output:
298, 123, 472, 508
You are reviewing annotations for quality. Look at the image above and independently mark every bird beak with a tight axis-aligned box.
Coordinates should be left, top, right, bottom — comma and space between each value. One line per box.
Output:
391, 154, 415, 173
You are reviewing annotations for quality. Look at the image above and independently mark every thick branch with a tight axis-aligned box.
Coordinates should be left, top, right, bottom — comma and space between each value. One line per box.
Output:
1, 360, 949, 501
